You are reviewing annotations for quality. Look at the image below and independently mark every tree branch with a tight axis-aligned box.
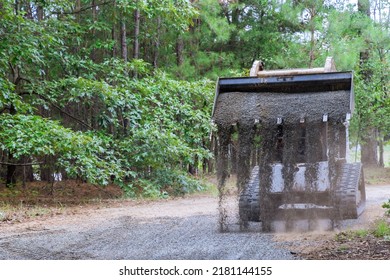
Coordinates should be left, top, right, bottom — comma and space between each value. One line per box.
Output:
8, 62, 16, 82
0, 106, 10, 114
18, 77, 32, 83
52, 1, 113, 15
53, 103, 94, 130
35, 93, 93, 130
0, 162, 43, 166
17, 89, 94, 130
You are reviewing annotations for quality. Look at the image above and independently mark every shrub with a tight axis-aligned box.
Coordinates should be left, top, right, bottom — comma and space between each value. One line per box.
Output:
382, 199, 390, 216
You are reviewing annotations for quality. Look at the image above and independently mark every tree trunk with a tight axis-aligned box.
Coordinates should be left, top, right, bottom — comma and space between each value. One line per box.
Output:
358, 0, 378, 167
378, 134, 384, 167
37, 4, 44, 21
75, 0, 81, 22
92, 0, 97, 26
91, 0, 97, 62
207, 136, 216, 174
120, 19, 127, 62
5, 2, 20, 187
14, 0, 19, 15
112, 0, 117, 58
25, 1, 33, 19
176, 36, 184, 66
40, 155, 54, 183
153, 16, 161, 68
120, 15, 129, 135
6, 153, 17, 187
5, 106, 16, 187
188, 156, 198, 176
361, 127, 378, 167
20, 156, 34, 188
202, 158, 207, 174
308, 6, 317, 68
133, 9, 140, 60
133, 8, 140, 78
358, 0, 371, 16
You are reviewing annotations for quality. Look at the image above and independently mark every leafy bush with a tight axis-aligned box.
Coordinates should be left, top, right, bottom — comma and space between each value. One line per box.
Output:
0, 114, 126, 186
121, 169, 208, 198
382, 199, 390, 216
151, 169, 206, 196
133, 179, 164, 199
0, 66, 214, 190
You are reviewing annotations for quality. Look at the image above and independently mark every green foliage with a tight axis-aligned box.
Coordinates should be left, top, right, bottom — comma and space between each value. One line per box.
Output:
0, 62, 214, 188
0, 0, 214, 195
151, 169, 206, 196
354, 229, 370, 238
197, 0, 234, 43
350, 57, 390, 145
335, 229, 370, 242
0, 114, 126, 185
0, 4, 214, 193
130, 179, 165, 199
335, 219, 390, 242
123, 169, 207, 199
383, 199, 390, 216
373, 219, 390, 238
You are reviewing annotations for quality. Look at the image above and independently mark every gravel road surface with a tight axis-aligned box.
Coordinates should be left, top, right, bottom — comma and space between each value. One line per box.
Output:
0, 184, 389, 260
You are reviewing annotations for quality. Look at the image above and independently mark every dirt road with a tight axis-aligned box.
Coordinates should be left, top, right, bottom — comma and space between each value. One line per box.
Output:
0, 185, 389, 260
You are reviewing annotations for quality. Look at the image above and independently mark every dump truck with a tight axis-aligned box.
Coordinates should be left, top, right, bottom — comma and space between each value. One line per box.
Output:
212, 58, 366, 231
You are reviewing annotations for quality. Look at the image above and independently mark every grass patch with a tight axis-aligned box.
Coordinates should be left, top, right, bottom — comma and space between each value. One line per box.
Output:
0, 201, 65, 223
373, 219, 390, 238
335, 218, 390, 242
335, 229, 369, 242
338, 245, 350, 251
355, 229, 370, 238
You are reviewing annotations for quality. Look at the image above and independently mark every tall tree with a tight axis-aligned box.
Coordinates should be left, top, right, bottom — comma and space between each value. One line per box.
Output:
358, 0, 379, 167
133, 8, 140, 60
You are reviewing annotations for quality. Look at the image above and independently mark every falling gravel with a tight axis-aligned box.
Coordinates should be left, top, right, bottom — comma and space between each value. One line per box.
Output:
212, 86, 352, 231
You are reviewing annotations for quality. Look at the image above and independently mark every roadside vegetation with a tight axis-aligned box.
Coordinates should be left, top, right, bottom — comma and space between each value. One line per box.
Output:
301, 217, 390, 260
